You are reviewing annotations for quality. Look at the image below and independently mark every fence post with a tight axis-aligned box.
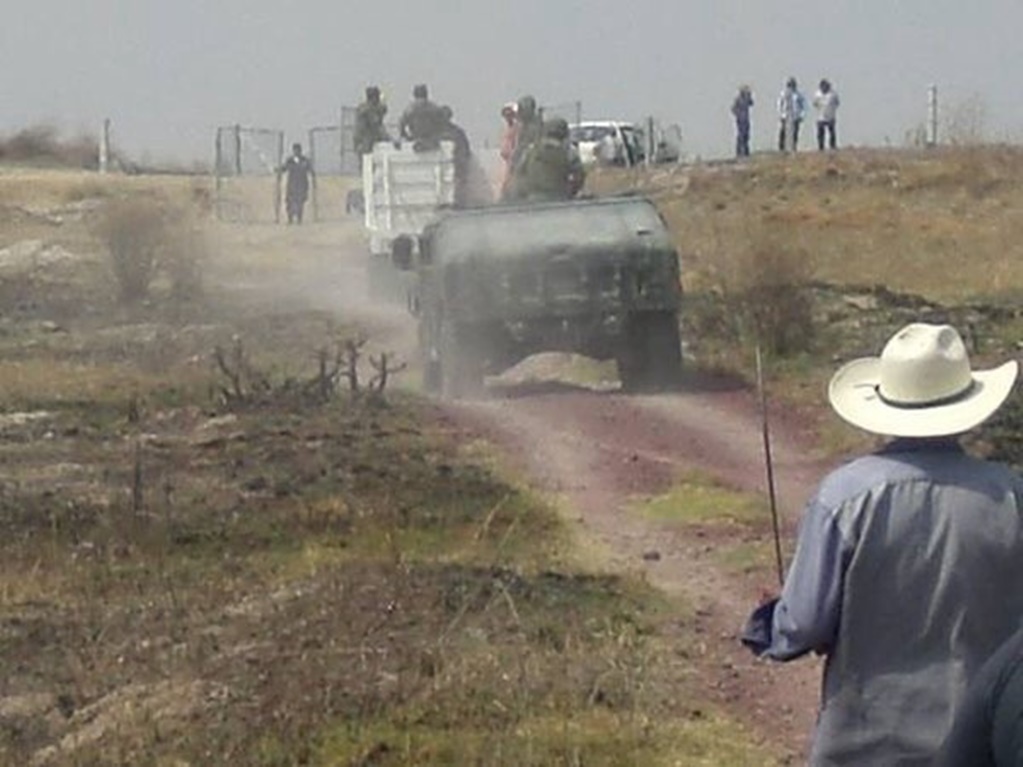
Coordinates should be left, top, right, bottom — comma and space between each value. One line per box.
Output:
927, 85, 939, 148
234, 124, 243, 175
308, 128, 319, 222
274, 132, 284, 224
646, 116, 655, 166
99, 119, 111, 174
214, 128, 223, 220
339, 106, 349, 176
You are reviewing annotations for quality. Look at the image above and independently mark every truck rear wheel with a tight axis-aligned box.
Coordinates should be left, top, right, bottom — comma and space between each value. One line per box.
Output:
617, 312, 682, 392
439, 326, 483, 399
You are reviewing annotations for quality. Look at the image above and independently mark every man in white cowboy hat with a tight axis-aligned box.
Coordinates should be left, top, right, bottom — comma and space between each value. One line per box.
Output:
742, 322, 1023, 765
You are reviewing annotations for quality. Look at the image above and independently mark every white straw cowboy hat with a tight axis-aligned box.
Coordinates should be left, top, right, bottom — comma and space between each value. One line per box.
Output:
828, 323, 1018, 437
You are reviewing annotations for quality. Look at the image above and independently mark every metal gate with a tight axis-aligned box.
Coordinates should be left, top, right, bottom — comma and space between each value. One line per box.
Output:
308, 122, 346, 221
213, 125, 284, 223
338, 105, 401, 175
339, 107, 361, 177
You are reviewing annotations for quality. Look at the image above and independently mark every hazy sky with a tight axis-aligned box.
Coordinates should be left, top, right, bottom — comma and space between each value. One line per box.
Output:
3, 0, 1021, 165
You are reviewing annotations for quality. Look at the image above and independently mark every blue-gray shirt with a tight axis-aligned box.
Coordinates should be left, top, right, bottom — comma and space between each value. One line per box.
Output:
744, 440, 1023, 766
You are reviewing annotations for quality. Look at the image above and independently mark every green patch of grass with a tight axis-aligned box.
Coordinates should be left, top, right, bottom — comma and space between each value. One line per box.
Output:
714, 539, 778, 578
636, 471, 767, 528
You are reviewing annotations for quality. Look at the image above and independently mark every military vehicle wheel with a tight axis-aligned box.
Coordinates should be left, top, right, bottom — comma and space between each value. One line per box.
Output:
439, 327, 483, 399
367, 253, 405, 304
423, 359, 442, 393
646, 312, 683, 389
617, 313, 682, 392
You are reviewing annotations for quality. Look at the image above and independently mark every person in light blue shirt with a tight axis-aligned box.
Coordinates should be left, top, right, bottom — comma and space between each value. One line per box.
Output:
777, 76, 806, 151
743, 322, 1023, 766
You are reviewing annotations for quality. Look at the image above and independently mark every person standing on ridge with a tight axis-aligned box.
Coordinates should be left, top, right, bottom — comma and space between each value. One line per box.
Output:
777, 76, 806, 152
813, 78, 840, 150
732, 84, 754, 157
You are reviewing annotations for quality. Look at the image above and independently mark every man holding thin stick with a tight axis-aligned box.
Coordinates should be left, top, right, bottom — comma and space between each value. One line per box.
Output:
742, 323, 1023, 765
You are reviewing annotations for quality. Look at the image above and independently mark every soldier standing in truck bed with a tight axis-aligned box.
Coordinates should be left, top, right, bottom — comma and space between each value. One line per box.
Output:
439, 105, 473, 207
354, 86, 390, 155
399, 84, 447, 146
509, 94, 542, 171
512, 117, 584, 202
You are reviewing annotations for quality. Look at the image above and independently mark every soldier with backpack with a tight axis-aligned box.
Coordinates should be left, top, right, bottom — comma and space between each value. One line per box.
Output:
511, 117, 584, 202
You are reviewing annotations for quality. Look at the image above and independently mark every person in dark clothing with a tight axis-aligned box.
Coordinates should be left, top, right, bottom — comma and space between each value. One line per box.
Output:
399, 84, 446, 146
732, 84, 754, 157
439, 105, 472, 207
511, 117, 584, 202
937, 625, 1023, 766
354, 85, 390, 155
280, 143, 313, 224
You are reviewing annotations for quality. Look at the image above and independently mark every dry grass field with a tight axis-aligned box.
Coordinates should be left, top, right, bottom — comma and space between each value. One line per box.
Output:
0, 169, 779, 765
591, 146, 1023, 459
5, 145, 1023, 764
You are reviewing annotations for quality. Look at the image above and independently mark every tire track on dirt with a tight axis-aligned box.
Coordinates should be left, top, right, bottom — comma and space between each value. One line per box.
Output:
448, 388, 832, 762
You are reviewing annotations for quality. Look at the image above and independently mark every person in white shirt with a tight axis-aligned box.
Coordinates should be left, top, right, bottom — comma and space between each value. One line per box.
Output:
813, 79, 841, 151
777, 77, 806, 152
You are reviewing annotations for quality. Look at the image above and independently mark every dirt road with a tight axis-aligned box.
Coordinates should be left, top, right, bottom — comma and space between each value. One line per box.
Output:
446, 384, 828, 760
233, 218, 834, 760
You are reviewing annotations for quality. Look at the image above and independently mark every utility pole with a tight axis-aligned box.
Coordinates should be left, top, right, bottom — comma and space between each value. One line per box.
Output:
99, 119, 111, 174
646, 116, 655, 165
927, 85, 939, 148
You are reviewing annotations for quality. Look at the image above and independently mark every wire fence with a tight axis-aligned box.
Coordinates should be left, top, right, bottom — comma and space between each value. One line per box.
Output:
213, 125, 284, 223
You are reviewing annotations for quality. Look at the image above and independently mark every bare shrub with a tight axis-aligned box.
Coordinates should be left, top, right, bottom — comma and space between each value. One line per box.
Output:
703, 221, 816, 356
95, 198, 208, 303
96, 198, 167, 302
161, 211, 207, 301
212, 335, 405, 409
0, 123, 100, 169
944, 94, 988, 147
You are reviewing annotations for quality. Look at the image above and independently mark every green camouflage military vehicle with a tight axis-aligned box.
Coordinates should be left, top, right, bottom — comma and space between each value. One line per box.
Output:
396, 196, 682, 397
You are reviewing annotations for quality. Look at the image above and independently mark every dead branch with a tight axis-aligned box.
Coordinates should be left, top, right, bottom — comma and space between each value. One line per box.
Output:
340, 337, 368, 394
368, 352, 407, 393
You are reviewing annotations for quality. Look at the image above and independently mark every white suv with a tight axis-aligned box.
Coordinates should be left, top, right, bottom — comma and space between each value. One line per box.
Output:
569, 121, 645, 167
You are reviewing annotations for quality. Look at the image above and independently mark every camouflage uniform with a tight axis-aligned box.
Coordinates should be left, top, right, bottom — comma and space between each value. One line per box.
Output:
439, 106, 473, 207
354, 88, 389, 155
513, 118, 585, 202
399, 94, 447, 144
509, 95, 542, 171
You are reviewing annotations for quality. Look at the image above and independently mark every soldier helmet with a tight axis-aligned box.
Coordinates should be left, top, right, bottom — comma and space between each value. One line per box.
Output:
440, 105, 453, 121
413, 84, 429, 99
543, 117, 569, 140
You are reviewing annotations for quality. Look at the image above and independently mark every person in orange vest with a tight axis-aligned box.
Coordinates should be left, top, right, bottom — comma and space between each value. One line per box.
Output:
498, 102, 519, 196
